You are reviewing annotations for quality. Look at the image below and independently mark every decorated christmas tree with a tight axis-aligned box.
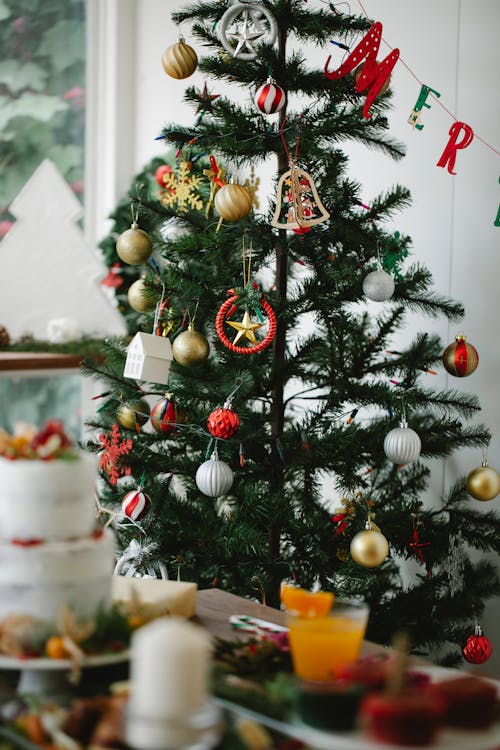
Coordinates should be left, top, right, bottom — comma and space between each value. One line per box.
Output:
85, 1, 500, 665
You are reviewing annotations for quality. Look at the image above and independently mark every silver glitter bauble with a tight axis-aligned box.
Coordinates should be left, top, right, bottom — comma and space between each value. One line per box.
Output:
363, 269, 395, 302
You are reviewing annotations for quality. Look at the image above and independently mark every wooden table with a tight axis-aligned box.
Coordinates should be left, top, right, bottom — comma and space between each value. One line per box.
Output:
196, 588, 383, 657
0, 352, 82, 371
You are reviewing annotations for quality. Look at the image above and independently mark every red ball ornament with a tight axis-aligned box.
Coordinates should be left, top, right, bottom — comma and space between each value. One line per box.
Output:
155, 164, 172, 187
254, 77, 286, 114
442, 335, 478, 377
121, 488, 151, 521
207, 403, 240, 439
150, 396, 178, 435
462, 625, 492, 664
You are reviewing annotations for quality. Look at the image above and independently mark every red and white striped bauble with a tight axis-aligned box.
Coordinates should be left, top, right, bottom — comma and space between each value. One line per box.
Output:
254, 78, 286, 114
121, 488, 151, 521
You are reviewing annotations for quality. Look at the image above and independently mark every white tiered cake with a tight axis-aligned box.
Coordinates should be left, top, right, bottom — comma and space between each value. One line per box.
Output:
0, 422, 115, 654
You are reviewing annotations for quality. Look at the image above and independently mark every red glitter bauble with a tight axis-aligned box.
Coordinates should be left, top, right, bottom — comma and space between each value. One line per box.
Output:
462, 627, 492, 664
150, 397, 178, 434
207, 406, 240, 439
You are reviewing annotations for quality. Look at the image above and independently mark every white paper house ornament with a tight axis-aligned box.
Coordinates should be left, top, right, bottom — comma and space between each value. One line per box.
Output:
124, 332, 173, 385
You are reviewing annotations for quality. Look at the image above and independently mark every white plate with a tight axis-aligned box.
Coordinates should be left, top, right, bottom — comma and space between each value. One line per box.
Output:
216, 665, 500, 750
0, 650, 129, 671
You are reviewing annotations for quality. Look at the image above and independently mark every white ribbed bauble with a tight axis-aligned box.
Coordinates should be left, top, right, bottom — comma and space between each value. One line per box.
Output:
383, 421, 421, 464
195, 453, 234, 497
363, 269, 395, 302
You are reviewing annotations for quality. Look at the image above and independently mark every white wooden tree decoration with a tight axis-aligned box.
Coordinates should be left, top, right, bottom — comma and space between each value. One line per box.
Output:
124, 332, 173, 385
0, 159, 126, 339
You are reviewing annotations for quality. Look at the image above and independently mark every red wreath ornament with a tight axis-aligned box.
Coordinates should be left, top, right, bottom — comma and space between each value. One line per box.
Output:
215, 289, 277, 355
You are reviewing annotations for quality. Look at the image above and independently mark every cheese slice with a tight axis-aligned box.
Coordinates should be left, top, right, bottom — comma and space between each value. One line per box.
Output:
112, 576, 197, 619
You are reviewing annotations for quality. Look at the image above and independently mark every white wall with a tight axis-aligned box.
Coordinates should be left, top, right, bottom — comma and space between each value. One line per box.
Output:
102, 0, 500, 672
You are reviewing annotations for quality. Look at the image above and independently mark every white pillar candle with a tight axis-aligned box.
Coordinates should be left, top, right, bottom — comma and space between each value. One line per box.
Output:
128, 616, 212, 720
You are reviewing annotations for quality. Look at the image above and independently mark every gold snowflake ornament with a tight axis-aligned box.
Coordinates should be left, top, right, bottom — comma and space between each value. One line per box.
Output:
244, 164, 260, 210
161, 160, 204, 213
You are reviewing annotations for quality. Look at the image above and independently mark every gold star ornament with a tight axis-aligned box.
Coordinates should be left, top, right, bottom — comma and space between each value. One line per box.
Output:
226, 309, 265, 345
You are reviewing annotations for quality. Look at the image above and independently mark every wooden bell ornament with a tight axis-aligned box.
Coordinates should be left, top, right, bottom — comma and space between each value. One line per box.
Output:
271, 165, 330, 231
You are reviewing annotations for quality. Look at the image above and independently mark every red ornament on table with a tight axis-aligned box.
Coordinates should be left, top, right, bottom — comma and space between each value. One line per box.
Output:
462, 625, 492, 664
150, 395, 178, 435
207, 403, 240, 439
121, 487, 151, 521
215, 291, 277, 355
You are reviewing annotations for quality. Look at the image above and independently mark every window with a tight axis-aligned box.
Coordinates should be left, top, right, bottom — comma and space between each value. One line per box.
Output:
0, 0, 86, 236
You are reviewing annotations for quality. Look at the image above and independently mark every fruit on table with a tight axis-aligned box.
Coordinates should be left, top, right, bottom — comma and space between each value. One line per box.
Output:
280, 584, 334, 617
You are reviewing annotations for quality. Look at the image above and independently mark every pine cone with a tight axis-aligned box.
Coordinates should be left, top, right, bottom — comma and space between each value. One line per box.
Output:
0, 325, 9, 347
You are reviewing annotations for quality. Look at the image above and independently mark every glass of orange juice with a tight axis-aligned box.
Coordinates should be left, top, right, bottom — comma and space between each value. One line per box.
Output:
287, 599, 369, 682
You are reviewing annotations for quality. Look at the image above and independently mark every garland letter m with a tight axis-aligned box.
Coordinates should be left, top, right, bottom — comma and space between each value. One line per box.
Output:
325, 21, 399, 119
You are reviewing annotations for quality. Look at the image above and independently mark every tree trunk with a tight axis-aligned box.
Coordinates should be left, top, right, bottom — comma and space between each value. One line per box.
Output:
267, 18, 289, 608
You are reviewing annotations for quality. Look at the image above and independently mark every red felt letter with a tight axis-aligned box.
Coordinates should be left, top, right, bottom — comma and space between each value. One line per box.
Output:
324, 21, 399, 119
436, 122, 474, 175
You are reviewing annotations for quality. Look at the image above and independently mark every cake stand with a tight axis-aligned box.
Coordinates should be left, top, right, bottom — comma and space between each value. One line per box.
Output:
0, 651, 129, 700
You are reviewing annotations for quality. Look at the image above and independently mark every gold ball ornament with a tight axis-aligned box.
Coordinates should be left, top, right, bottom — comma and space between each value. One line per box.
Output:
127, 278, 156, 313
116, 223, 153, 265
466, 460, 500, 501
117, 399, 150, 431
350, 529, 389, 568
172, 323, 210, 367
214, 183, 253, 222
162, 37, 198, 80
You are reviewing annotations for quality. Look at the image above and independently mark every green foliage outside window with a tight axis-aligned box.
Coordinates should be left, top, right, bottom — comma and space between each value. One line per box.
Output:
0, 0, 86, 231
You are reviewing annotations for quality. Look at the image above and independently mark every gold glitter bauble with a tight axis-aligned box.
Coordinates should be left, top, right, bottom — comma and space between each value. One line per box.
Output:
127, 278, 156, 313
350, 529, 389, 568
162, 39, 198, 80
214, 184, 252, 221
466, 462, 500, 501
172, 325, 210, 367
117, 399, 150, 431
116, 224, 152, 265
